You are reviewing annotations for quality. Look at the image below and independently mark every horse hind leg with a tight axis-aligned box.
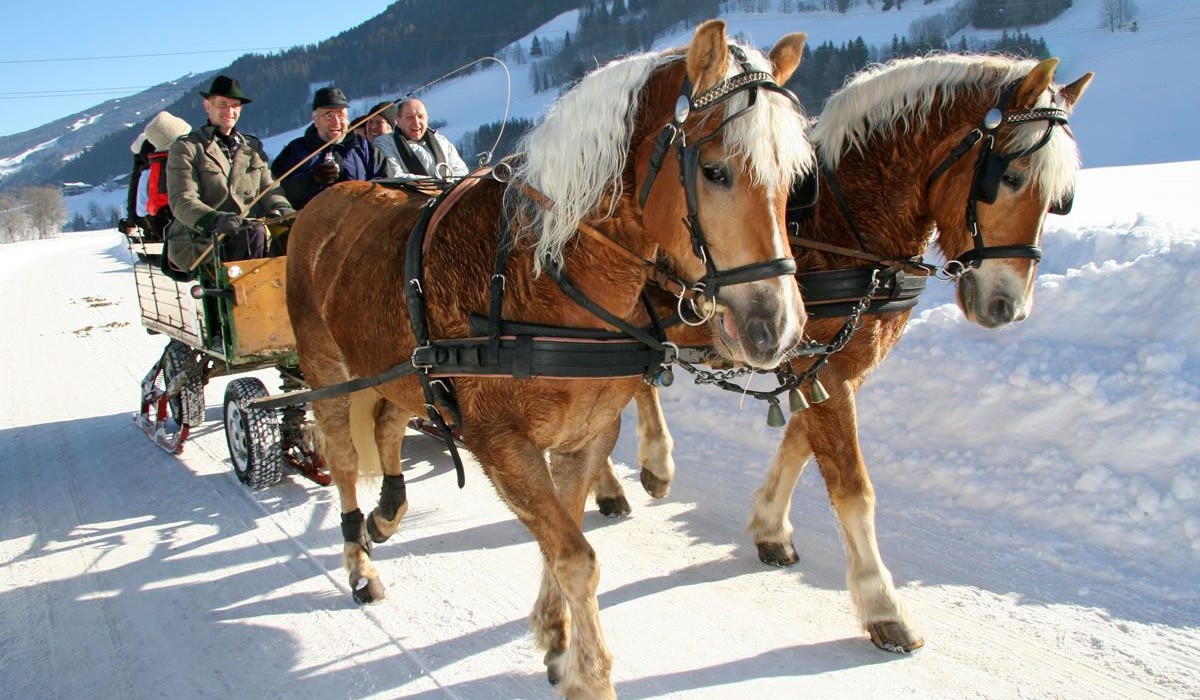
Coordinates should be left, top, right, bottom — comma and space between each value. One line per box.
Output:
593, 458, 631, 518
365, 398, 410, 544
312, 393, 386, 605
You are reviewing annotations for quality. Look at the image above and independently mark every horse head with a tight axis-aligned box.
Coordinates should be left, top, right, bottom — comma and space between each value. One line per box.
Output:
928, 58, 1094, 328
512, 20, 813, 369
645, 21, 813, 367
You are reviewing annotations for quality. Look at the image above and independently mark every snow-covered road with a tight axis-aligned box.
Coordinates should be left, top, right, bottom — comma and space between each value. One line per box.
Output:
1, 209, 1197, 698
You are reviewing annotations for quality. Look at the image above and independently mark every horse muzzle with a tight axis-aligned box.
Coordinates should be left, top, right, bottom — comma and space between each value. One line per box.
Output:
956, 268, 1030, 328
713, 278, 806, 368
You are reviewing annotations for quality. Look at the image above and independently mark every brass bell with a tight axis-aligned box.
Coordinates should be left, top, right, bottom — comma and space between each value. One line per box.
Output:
808, 377, 830, 404
788, 387, 810, 413
766, 399, 786, 427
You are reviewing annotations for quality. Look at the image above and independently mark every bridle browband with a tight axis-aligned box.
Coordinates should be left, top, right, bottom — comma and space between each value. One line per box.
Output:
927, 76, 1072, 274
636, 45, 805, 313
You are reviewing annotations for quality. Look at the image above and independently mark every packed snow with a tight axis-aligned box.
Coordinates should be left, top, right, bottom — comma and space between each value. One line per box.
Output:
3, 1, 1198, 698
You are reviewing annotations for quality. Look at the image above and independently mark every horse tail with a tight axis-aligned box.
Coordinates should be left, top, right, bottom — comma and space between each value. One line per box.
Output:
349, 390, 384, 478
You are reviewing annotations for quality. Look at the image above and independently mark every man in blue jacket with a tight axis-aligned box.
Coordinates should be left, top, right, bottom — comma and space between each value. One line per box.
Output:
270, 86, 386, 209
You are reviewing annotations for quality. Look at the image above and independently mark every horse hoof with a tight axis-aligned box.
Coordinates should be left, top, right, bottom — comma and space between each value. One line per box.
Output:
365, 512, 390, 544
868, 621, 924, 654
597, 495, 631, 518
544, 649, 565, 686
756, 541, 798, 567
351, 575, 386, 605
639, 468, 671, 499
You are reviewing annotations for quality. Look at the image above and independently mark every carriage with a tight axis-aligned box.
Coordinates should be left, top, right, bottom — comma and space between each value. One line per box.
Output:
128, 230, 330, 488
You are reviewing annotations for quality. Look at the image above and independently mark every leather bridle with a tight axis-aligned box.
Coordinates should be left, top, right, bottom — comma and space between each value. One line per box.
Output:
927, 78, 1073, 275
637, 45, 807, 311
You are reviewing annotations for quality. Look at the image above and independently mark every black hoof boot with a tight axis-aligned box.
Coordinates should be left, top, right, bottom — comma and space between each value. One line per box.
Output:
757, 540, 799, 567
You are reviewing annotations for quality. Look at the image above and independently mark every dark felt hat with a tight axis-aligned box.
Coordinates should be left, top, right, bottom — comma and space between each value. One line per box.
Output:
200, 75, 252, 104
369, 101, 398, 124
313, 86, 350, 110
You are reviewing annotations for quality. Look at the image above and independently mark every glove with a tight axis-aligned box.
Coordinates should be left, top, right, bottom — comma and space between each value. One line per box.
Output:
268, 207, 296, 220
210, 212, 244, 237
118, 218, 137, 234
312, 159, 340, 185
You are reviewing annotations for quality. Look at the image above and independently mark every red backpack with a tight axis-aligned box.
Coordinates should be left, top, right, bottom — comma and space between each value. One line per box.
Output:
146, 151, 169, 216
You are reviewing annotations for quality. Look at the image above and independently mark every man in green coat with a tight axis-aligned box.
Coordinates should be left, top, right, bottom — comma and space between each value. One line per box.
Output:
165, 75, 292, 274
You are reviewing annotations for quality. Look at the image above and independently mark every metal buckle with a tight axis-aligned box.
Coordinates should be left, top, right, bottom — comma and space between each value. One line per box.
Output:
411, 345, 435, 370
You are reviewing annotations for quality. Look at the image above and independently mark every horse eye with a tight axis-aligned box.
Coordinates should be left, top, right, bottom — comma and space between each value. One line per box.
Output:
1000, 170, 1025, 190
702, 163, 731, 186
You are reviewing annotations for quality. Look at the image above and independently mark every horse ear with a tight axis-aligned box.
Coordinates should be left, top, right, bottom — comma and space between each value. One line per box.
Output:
768, 33, 807, 85
1013, 58, 1059, 108
687, 19, 730, 94
1058, 72, 1095, 110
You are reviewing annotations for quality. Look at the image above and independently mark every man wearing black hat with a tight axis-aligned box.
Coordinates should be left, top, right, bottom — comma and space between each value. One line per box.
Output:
164, 74, 292, 274
270, 86, 386, 210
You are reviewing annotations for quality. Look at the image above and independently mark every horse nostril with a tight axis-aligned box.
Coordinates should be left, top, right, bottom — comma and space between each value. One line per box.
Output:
989, 297, 1014, 324
747, 318, 778, 354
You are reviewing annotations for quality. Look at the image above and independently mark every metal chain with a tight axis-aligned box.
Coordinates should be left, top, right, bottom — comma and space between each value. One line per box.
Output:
674, 269, 882, 401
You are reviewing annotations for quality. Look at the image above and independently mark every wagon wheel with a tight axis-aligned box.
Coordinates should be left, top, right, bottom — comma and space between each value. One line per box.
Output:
162, 340, 205, 427
223, 377, 284, 489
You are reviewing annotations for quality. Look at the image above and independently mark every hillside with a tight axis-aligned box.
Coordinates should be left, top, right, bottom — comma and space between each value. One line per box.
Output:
0, 71, 216, 190
7, 0, 1188, 204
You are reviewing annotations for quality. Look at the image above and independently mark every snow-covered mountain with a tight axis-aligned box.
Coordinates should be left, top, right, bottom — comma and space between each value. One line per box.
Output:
0, 71, 216, 191
17, 0, 1199, 206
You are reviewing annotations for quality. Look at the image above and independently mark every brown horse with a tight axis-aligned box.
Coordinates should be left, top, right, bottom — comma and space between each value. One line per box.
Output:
597, 53, 1093, 654
285, 21, 814, 698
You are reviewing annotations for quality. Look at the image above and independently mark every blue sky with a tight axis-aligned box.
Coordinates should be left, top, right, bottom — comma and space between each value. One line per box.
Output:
0, 1, 395, 137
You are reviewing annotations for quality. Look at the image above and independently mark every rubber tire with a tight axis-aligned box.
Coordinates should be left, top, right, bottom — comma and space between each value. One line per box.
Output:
163, 340, 205, 427
223, 377, 284, 489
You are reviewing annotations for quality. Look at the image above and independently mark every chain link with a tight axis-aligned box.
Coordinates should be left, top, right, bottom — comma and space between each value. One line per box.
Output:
674, 269, 881, 401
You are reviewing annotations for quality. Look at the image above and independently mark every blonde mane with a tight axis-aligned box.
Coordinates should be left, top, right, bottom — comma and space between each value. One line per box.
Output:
511, 42, 813, 271
812, 54, 1080, 202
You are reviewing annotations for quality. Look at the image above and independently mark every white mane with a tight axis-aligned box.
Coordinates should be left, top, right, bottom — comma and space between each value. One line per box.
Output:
511, 42, 814, 271
812, 54, 1080, 202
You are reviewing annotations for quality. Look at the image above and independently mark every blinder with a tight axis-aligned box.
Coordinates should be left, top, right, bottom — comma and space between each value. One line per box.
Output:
787, 167, 820, 212
1049, 192, 1073, 216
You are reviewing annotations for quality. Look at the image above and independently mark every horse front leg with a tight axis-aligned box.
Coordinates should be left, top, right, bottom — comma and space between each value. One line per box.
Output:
548, 428, 619, 698
312, 394, 386, 605
748, 417, 813, 566
805, 386, 923, 653
486, 428, 616, 699
633, 383, 674, 498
